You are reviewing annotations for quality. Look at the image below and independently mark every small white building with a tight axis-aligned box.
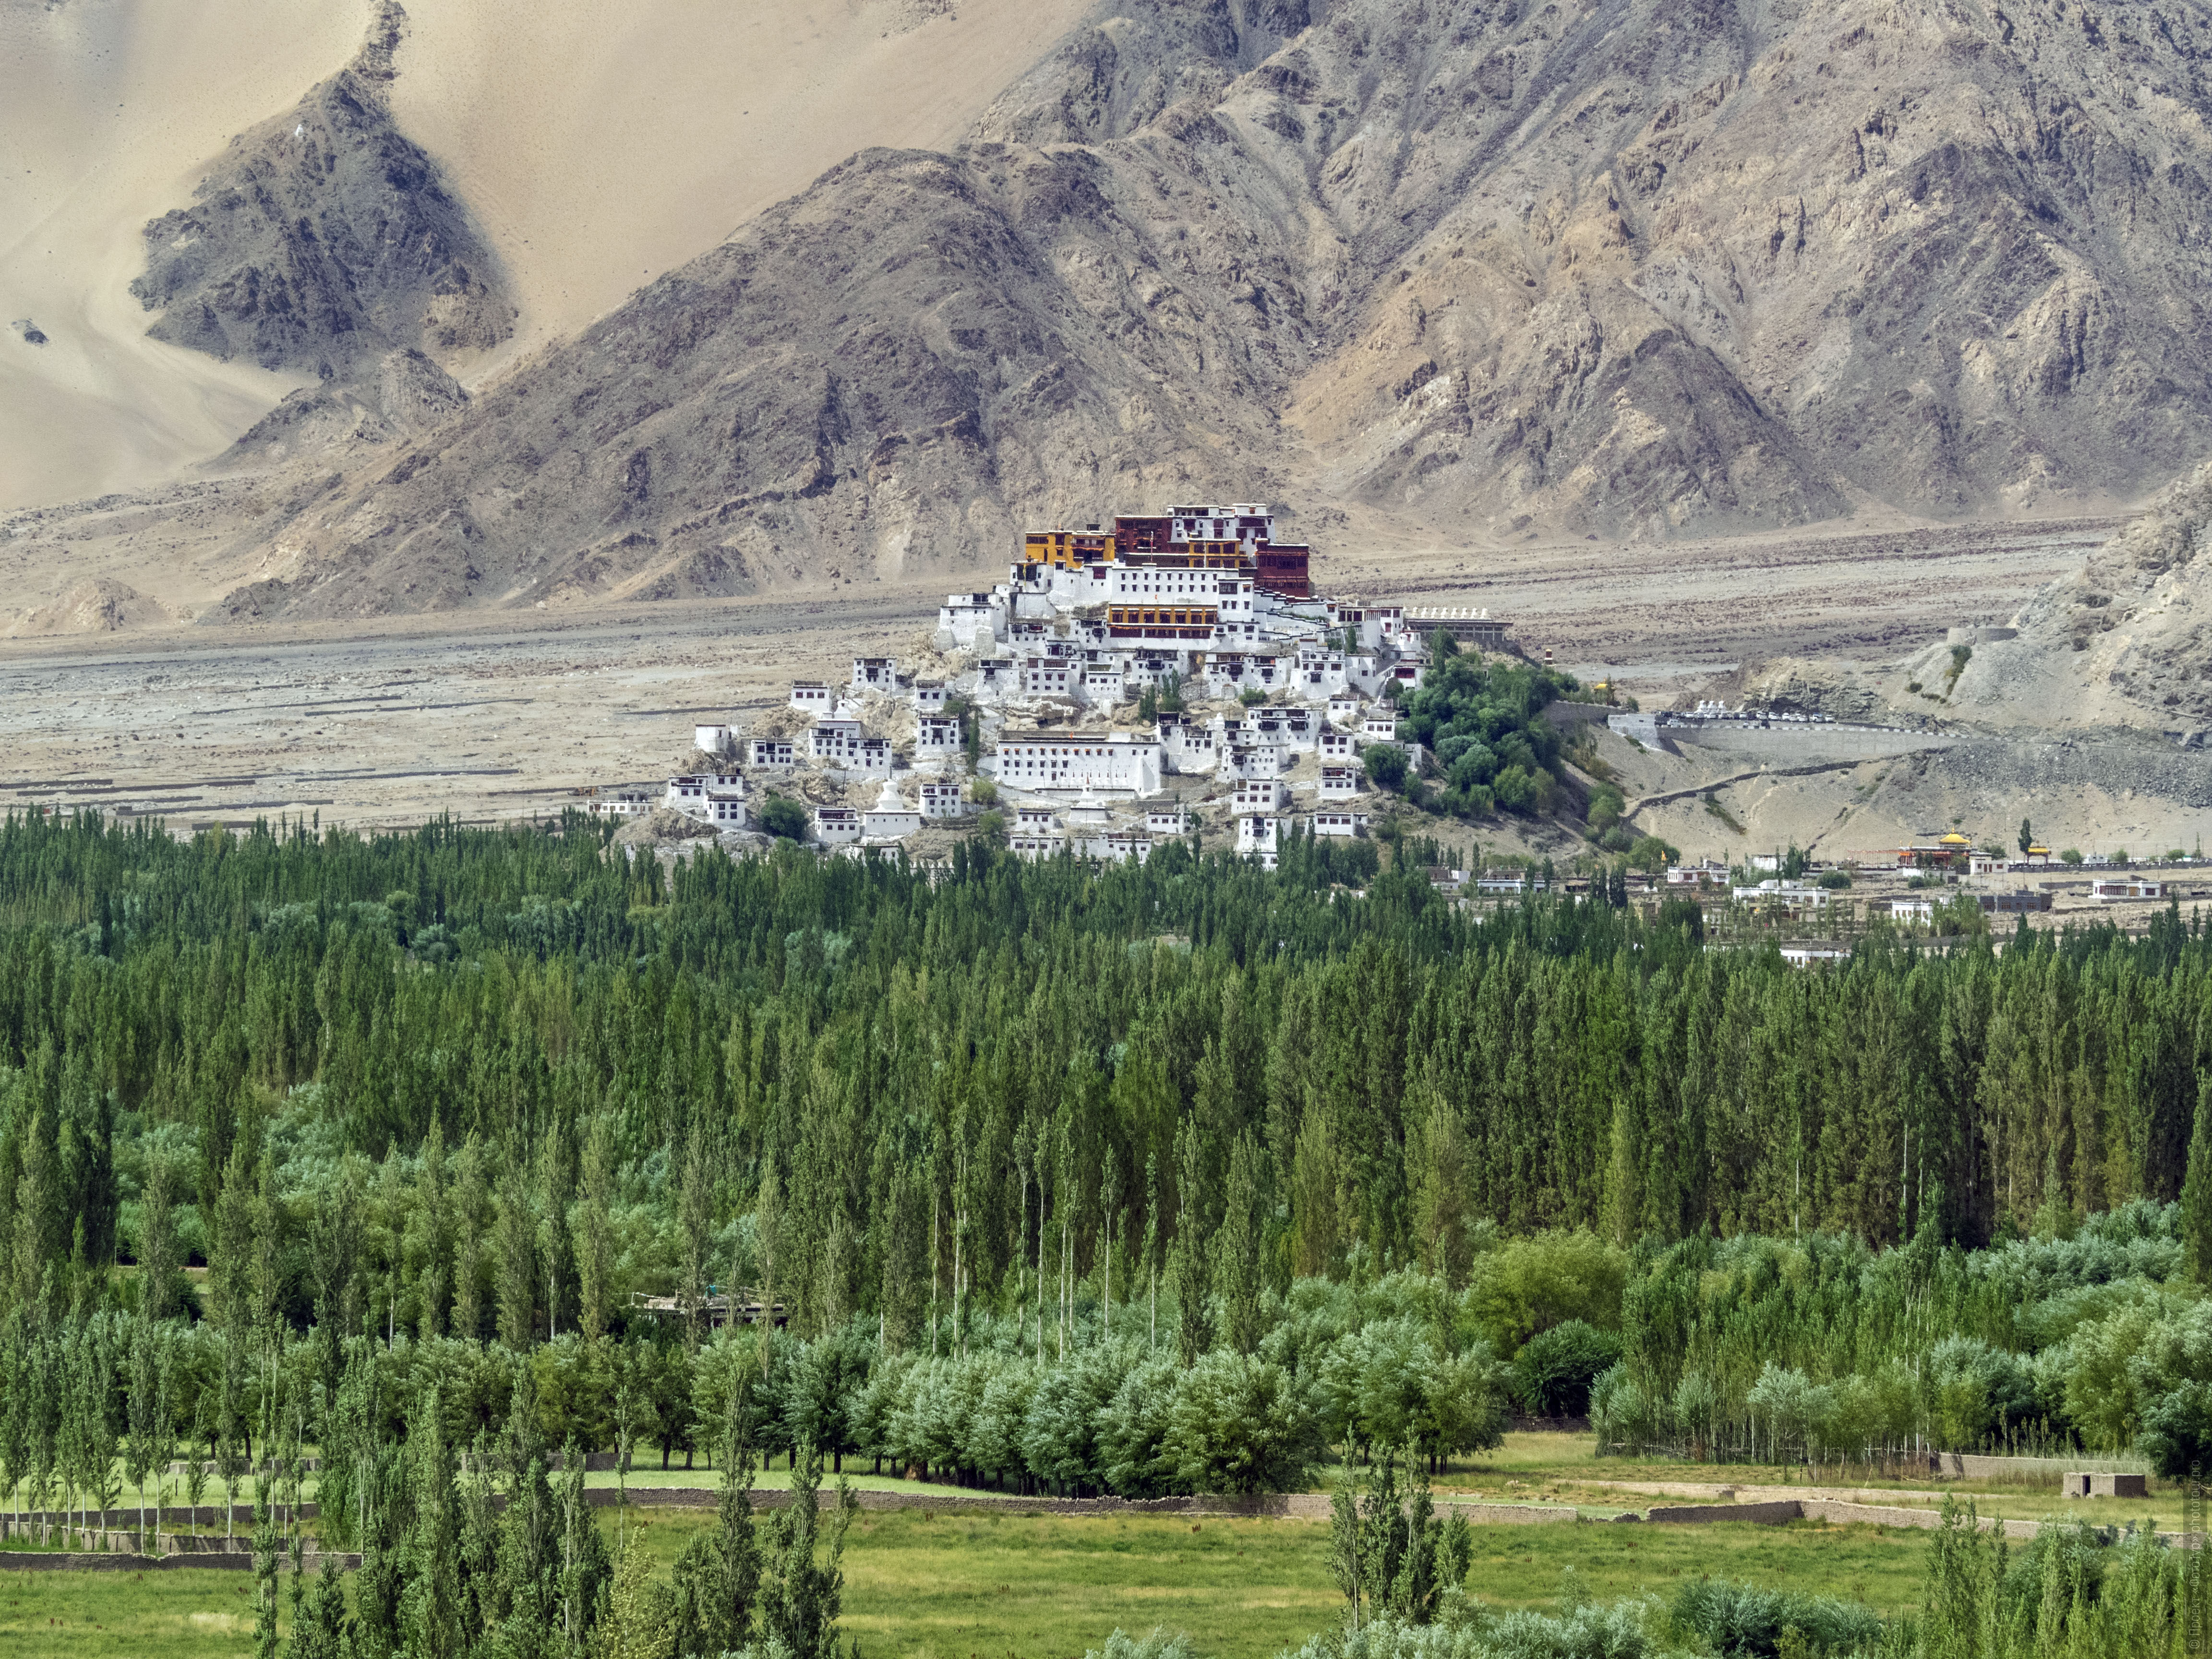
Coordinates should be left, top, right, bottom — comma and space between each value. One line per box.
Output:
917, 715, 963, 756
1156, 714, 1217, 775
1780, 941, 1853, 967
1360, 713, 1402, 743
1665, 860, 1731, 888
1319, 729, 1358, 764
695, 724, 734, 757
863, 785, 922, 843
844, 737, 895, 777
811, 717, 865, 761
813, 807, 863, 846
1222, 743, 1289, 782
853, 657, 899, 690
1887, 895, 1939, 922
1319, 765, 1363, 800
1476, 872, 1529, 896
920, 781, 970, 820
912, 682, 948, 714
1236, 813, 1282, 856
1145, 806, 1191, 837
791, 683, 835, 715
938, 592, 1004, 651
664, 775, 748, 830
1022, 661, 1076, 700
1312, 810, 1369, 839
2094, 878, 2165, 902
1231, 777, 1289, 813
1326, 694, 1364, 727
1735, 881, 1834, 912
588, 791, 652, 819
1102, 833, 1154, 865
991, 734, 1163, 795
746, 738, 796, 769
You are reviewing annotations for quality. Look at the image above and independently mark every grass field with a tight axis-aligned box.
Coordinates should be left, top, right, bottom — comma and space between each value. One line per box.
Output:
4, 1430, 2135, 1658
0, 1507, 1942, 1659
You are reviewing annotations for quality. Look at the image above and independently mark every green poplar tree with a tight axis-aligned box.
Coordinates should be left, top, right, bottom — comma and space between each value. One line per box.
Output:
494, 1158, 538, 1352
2183, 1073, 2212, 1284
1211, 1132, 1266, 1354
451, 1136, 488, 1342
577, 1115, 615, 1345
137, 1152, 180, 1320
400, 1384, 464, 1659
758, 1442, 855, 1659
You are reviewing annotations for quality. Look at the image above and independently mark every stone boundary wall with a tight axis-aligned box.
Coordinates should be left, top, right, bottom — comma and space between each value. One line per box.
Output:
0, 1483, 2138, 1573
0, 1549, 361, 1573
1937, 1453, 2146, 1480
1644, 1501, 1806, 1526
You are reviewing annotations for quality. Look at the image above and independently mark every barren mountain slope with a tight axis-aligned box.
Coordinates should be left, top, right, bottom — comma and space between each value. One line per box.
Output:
210, 138, 1320, 618
1270, 0, 2212, 535
203, 0, 2212, 620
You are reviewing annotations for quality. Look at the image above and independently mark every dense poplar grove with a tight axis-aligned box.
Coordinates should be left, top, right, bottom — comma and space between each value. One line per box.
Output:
5, 809, 2212, 1654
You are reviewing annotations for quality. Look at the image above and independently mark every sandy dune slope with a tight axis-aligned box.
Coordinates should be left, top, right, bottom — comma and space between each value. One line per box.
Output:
388, 0, 1097, 360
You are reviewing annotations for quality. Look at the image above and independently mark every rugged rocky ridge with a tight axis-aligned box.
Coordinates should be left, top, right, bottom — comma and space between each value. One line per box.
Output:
165, 0, 2212, 617
129, 2, 512, 384
1942, 459, 2212, 728
208, 137, 1320, 616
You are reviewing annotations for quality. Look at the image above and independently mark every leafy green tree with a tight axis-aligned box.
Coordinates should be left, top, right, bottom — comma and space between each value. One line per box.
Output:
1166, 1351, 1311, 1494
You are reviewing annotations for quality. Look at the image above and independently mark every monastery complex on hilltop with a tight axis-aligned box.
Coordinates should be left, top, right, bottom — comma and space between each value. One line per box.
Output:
599, 504, 1510, 867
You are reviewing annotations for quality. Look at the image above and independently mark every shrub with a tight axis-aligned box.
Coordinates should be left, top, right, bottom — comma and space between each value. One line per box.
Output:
1363, 745, 1409, 792
1670, 1578, 1884, 1657
1512, 1322, 1623, 1417
758, 797, 807, 841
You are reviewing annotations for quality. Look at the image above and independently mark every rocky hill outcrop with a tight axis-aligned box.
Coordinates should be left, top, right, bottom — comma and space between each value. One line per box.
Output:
129, 3, 512, 384
1943, 459, 2212, 729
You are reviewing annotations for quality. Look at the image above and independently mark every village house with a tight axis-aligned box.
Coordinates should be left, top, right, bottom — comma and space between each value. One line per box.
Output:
991, 734, 1163, 795
919, 781, 969, 819
664, 775, 748, 830
790, 682, 835, 715
810, 716, 865, 761
2094, 877, 2166, 902
745, 738, 796, 769
1313, 809, 1369, 838
1231, 777, 1290, 813
1236, 813, 1282, 856
813, 806, 863, 846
